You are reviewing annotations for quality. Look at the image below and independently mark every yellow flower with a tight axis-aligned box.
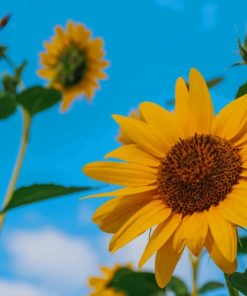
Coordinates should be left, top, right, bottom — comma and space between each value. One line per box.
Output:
118, 109, 143, 144
38, 21, 108, 111
83, 68, 247, 288
88, 264, 127, 296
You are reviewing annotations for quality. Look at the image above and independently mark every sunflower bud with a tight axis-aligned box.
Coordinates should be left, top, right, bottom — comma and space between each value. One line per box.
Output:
238, 36, 247, 64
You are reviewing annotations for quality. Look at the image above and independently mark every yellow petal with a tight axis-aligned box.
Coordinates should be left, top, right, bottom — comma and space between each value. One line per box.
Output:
109, 200, 171, 253
113, 115, 169, 158
55, 26, 66, 42
183, 211, 208, 256
212, 94, 247, 143
175, 77, 194, 138
139, 102, 180, 146
208, 207, 237, 262
81, 185, 157, 200
205, 231, 237, 274
139, 214, 181, 267
105, 144, 160, 167
83, 161, 157, 187
37, 68, 54, 79
188, 68, 214, 134
218, 192, 247, 227
93, 193, 153, 233
155, 237, 183, 288
239, 145, 247, 168
172, 216, 189, 253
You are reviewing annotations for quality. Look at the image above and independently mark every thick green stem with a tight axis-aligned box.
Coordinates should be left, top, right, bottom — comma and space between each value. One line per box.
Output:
224, 274, 239, 296
190, 253, 200, 296
0, 107, 31, 228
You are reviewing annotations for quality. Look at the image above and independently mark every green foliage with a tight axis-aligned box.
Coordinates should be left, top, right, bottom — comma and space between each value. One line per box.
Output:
2, 184, 92, 212
206, 76, 224, 88
166, 276, 189, 295
108, 268, 165, 296
238, 37, 247, 64
236, 81, 247, 99
0, 92, 17, 119
228, 270, 247, 295
1, 61, 27, 95
198, 281, 224, 294
16, 86, 62, 116
0, 45, 7, 58
108, 268, 190, 296
238, 236, 247, 253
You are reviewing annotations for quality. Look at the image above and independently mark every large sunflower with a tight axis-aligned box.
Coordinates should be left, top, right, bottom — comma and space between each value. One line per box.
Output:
38, 21, 108, 111
88, 264, 126, 296
83, 68, 247, 287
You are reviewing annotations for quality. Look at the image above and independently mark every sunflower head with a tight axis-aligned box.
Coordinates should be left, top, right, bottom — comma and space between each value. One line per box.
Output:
83, 68, 247, 288
88, 264, 129, 296
38, 21, 109, 111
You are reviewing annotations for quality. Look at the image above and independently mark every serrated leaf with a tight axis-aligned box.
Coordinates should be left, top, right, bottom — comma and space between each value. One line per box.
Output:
0, 92, 17, 119
109, 268, 166, 296
228, 271, 247, 294
238, 236, 247, 253
2, 184, 92, 212
236, 81, 247, 99
167, 276, 189, 296
199, 281, 224, 294
16, 86, 61, 116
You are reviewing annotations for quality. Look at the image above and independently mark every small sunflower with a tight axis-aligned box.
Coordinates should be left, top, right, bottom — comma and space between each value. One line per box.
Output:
38, 21, 108, 111
83, 68, 247, 287
88, 264, 127, 296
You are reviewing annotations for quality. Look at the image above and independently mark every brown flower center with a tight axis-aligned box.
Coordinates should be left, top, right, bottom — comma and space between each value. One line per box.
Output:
55, 44, 87, 88
158, 134, 241, 215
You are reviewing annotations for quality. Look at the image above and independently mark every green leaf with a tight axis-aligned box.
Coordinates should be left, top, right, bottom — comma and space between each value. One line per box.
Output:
16, 86, 62, 116
2, 74, 19, 94
0, 45, 7, 57
236, 81, 247, 99
228, 271, 247, 295
15, 60, 27, 80
2, 184, 91, 212
238, 236, 247, 253
199, 281, 224, 294
206, 76, 224, 89
109, 268, 166, 296
167, 276, 190, 295
0, 92, 17, 119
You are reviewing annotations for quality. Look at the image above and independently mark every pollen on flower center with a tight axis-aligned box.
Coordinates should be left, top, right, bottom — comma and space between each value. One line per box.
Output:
157, 134, 242, 215
55, 44, 87, 88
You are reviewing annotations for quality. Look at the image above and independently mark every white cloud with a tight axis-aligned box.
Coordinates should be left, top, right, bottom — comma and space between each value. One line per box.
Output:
201, 2, 218, 32
156, 0, 184, 12
0, 279, 48, 296
7, 228, 98, 293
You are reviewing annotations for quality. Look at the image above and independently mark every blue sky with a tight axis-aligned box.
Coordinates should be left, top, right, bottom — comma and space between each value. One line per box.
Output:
0, 0, 247, 295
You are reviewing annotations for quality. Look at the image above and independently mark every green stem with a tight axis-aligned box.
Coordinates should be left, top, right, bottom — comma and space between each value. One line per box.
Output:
224, 274, 239, 296
0, 107, 31, 228
189, 253, 200, 296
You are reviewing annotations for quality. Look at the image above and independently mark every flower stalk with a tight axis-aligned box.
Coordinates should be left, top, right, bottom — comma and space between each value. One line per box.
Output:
0, 107, 31, 229
190, 253, 200, 296
224, 274, 239, 296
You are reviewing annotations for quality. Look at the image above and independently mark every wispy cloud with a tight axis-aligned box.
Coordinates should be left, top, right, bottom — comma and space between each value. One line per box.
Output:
7, 228, 99, 294
0, 279, 48, 296
156, 0, 184, 12
201, 2, 218, 32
